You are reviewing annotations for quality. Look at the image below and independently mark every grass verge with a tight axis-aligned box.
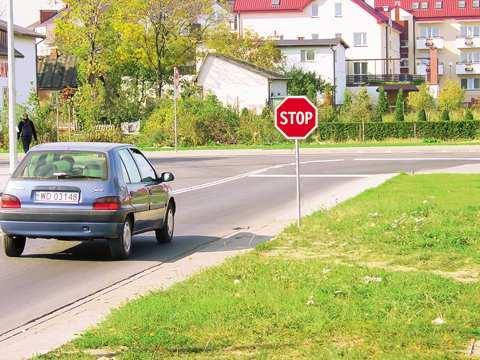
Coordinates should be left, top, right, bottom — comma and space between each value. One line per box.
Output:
41, 174, 480, 359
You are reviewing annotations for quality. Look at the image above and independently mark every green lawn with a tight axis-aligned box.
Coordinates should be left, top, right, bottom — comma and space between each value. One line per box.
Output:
41, 174, 480, 359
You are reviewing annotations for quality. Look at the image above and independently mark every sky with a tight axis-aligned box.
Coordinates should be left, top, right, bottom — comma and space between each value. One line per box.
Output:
0, 0, 64, 27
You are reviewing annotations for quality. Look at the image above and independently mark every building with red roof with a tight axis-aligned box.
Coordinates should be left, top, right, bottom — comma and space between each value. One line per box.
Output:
374, 0, 480, 103
233, 0, 416, 103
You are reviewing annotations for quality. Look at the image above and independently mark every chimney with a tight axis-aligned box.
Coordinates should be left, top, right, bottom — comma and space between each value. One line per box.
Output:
394, 1, 401, 22
40, 10, 58, 24
429, 48, 438, 85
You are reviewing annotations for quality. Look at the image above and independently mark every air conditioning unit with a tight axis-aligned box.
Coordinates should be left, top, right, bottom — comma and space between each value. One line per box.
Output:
465, 38, 474, 46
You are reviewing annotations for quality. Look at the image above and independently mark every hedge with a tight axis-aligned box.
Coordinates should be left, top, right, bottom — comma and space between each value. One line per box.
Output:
313, 121, 480, 142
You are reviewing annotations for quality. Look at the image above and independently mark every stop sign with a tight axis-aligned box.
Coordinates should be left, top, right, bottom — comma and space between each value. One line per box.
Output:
275, 96, 318, 140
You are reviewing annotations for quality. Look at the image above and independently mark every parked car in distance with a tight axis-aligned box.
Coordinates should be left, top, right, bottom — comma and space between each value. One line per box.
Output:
0, 143, 176, 260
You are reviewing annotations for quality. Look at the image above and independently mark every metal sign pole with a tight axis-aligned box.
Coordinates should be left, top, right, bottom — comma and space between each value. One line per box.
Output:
295, 139, 301, 228
7, 0, 17, 174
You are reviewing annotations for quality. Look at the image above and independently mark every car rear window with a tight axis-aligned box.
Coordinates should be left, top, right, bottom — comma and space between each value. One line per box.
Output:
14, 151, 108, 180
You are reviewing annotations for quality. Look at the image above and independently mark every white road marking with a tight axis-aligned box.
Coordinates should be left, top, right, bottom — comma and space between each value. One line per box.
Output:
172, 159, 345, 195
354, 157, 480, 161
249, 174, 377, 178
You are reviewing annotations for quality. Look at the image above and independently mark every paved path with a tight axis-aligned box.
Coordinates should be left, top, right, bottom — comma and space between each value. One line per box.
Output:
0, 146, 479, 358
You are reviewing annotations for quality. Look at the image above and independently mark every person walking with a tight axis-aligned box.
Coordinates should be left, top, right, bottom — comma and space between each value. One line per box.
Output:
17, 113, 38, 153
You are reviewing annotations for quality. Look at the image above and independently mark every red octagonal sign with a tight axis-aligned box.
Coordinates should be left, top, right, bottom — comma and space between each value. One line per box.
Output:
275, 96, 318, 140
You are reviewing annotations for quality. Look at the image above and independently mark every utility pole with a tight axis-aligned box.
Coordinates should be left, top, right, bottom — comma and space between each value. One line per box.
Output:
7, 0, 17, 174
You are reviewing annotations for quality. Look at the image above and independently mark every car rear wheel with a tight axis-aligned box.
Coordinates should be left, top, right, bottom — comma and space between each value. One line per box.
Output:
3, 234, 26, 257
156, 206, 174, 244
109, 220, 132, 260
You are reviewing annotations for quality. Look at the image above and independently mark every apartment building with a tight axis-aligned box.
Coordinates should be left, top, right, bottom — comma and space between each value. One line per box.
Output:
234, 0, 425, 103
376, 0, 480, 102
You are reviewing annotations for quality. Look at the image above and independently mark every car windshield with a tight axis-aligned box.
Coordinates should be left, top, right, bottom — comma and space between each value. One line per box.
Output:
14, 151, 108, 180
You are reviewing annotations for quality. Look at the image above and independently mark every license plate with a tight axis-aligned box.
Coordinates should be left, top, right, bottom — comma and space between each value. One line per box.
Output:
34, 191, 80, 204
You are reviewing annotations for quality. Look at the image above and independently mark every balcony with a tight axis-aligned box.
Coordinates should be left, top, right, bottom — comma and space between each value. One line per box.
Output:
456, 36, 480, 49
456, 62, 480, 75
416, 63, 445, 76
416, 37, 445, 50
347, 74, 425, 87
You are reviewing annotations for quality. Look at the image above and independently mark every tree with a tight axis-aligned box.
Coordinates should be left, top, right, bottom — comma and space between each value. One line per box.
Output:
350, 87, 372, 122
408, 83, 434, 121
395, 89, 405, 122
285, 68, 325, 103
56, 0, 118, 86
465, 108, 475, 121
205, 25, 282, 70
343, 90, 353, 110
115, 0, 213, 97
375, 86, 388, 121
438, 79, 464, 118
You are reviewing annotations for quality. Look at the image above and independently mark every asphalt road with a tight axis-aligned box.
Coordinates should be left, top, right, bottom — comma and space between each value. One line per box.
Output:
0, 147, 479, 340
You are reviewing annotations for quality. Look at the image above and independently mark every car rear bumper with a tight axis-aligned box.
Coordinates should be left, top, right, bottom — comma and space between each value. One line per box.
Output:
0, 221, 123, 240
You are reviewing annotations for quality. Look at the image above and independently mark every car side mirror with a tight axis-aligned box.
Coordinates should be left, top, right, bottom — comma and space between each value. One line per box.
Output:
160, 172, 175, 183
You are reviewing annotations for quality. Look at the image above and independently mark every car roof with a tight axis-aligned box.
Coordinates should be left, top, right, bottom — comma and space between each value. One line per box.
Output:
29, 142, 133, 153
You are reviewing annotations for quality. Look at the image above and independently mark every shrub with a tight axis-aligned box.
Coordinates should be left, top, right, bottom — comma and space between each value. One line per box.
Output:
408, 83, 434, 117
465, 108, 474, 121
237, 107, 284, 145
375, 86, 389, 122
285, 67, 325, 103
395, 89, 405, 122
439, 79, 464, 113
140, 94, 240, 147
417, 109, 427, 122
441, 109, 450, 121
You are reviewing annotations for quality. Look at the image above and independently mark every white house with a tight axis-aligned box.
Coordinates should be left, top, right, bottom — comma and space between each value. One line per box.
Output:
0, 20, 45, 107
29, 8, 66, 57
0, 0, 64, 27
277, 38, 348, 104
234, 0, 403, 85
197, 53, 288, 113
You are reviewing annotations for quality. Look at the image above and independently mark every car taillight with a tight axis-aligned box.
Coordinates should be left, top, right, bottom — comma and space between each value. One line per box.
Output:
93, 196, 121, 211
1, 194, 21, 209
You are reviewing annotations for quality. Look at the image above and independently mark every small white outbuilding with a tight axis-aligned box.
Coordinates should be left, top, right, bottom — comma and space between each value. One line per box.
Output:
197, 53, 288, 114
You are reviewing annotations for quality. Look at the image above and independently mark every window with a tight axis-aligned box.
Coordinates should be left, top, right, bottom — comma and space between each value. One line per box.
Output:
353, 32, 367, 46
312, 33, 319, 39
131, 149, 157, 183
461, 78, 480, 90
353, 62, 368, 75
335, 2, 342, 17
15, 151, 108, 180
420, 1, 428, 8
474, 0, 480, 8
461, 25, 480, 37
420, 26, 439, 38
118, 149, 141, 183
311, 3, 319, 17
301, 49, 315, 62
458, 0, 466, 7
434, 1, 442, 8
461, 51, 480, 63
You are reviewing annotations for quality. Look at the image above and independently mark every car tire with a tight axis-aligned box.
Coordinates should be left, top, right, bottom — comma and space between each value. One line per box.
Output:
109, 220, 132, 260
3, 234, 26, 257
156, 205, 174, 244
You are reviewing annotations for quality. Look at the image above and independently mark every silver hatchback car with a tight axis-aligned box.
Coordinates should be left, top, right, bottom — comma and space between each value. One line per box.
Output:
0, 143, 176, 260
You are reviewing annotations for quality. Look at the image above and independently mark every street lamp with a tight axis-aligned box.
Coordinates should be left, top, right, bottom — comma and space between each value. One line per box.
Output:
7, 0, 17, 174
